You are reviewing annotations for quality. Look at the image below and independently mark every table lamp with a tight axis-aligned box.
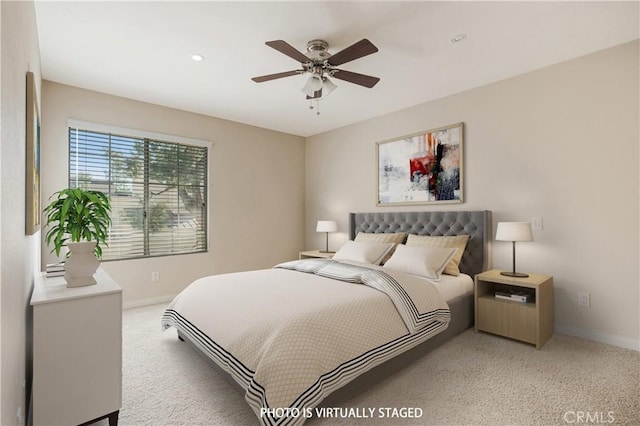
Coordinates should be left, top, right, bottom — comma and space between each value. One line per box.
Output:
495, 221, 533, 277
316, 220, 337, 253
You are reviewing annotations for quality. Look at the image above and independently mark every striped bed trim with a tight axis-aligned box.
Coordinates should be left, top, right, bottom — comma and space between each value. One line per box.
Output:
161, 309, 255, 389
162, 308, 448, 426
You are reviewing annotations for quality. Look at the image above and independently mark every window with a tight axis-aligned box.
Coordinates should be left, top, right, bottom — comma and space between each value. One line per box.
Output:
68, 124, 208, 260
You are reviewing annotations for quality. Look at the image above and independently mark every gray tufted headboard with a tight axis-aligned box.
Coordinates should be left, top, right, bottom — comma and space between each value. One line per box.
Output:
349, 211, 492, 278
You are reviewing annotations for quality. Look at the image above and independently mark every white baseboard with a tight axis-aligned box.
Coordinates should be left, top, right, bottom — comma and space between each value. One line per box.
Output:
555, 325, 640, 351
123, 294, 176, 310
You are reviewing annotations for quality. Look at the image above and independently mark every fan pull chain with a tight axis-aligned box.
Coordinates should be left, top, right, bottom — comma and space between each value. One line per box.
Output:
308, 99, 321, 115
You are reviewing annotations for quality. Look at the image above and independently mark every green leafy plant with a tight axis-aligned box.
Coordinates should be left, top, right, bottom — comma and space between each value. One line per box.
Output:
43, 188, 112, 258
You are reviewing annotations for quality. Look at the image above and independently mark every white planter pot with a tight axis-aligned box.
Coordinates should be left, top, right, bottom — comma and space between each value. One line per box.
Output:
64, 241, 99, 287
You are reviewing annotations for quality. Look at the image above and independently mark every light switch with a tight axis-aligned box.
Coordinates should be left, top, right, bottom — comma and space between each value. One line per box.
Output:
531, 217, 543, 231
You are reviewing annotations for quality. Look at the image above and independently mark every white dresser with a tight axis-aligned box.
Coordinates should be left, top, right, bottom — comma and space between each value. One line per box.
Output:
31, 268, 122, 426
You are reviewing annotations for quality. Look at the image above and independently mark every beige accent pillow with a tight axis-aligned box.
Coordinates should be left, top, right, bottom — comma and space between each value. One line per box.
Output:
354, 232, 406, 264
383, 245, 457, 281
405, 234, 470, 276
332, 241, 395, 265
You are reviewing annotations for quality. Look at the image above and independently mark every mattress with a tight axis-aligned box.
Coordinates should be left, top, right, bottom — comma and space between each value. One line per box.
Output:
431, 273, 474, 302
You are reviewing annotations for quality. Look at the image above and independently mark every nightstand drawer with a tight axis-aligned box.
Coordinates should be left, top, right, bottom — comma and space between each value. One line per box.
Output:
477, 296, 537, 344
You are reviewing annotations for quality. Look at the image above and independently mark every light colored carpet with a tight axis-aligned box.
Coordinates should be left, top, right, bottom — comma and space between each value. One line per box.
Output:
101, 303, 639, 426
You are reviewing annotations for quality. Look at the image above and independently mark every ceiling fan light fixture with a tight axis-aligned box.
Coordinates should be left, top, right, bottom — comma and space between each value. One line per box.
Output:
253, 38, 380, 112
301, 74, 323, 97
322, 76, 337, 96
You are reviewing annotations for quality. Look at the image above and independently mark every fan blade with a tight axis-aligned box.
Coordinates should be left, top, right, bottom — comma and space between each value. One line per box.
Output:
251, 70, 303, 83
265, 40, 310, 64
327, 39, 378, 66
306, 89, 322, 100
331, 69, 380, 88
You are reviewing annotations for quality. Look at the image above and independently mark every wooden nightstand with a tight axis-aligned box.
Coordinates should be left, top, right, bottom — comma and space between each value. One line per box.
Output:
474, 269, 554, 349
299, 250, 334, 259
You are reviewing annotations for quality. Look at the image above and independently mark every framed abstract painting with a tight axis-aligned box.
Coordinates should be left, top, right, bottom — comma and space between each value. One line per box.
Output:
377, 122, 463, 206
26, 71, 41, 235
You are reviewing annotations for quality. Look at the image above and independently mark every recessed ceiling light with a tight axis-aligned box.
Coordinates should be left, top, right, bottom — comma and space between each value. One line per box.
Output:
451, 34, 467, 43
191, 53, 204, 62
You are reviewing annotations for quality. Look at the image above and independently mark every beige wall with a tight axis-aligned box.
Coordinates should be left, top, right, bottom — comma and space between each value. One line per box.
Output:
0, 1, 41, 424
41, 82, 305, 308
305, 41, 639, 350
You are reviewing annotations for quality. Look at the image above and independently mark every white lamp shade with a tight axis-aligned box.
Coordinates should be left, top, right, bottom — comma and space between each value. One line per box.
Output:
316, 220, 338, 233
302, 75, 323, 97
322, 77, 337, 96
495, 222, 533, 242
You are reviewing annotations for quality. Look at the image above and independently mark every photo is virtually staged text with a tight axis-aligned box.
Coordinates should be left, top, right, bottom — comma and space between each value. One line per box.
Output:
260, 406, 423, 420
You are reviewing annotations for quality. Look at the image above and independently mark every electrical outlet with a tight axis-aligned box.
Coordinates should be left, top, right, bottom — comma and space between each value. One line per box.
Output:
578, 291, 591, 307
151, 271, 160, 282
531, 216, 543, 231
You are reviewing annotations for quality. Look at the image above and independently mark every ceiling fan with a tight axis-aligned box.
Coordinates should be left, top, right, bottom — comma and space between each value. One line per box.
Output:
251, 39, 380, 100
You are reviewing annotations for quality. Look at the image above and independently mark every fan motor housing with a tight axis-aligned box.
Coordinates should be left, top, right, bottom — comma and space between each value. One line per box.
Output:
306, 39, 331, 61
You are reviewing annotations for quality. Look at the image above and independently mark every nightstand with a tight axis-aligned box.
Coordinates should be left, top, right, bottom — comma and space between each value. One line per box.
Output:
299, 250, 334, 259
474, 269, 553, 349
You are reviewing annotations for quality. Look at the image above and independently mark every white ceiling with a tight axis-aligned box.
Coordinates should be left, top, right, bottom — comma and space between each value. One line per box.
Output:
34, 1, 639, 137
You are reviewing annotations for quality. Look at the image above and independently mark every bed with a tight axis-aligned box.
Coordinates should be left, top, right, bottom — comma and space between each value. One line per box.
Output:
161, 210, 491, 425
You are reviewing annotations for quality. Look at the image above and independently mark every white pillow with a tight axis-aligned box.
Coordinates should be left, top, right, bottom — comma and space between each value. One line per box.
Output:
332, 241, 395, 265
383, 244, 457, 281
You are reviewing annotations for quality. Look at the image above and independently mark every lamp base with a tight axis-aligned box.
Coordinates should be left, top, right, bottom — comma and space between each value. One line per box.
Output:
319, 250, 335, 254
500, 271, 529, 278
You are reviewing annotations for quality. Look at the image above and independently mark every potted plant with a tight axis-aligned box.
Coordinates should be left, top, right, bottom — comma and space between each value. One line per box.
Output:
43, 188, 112, 287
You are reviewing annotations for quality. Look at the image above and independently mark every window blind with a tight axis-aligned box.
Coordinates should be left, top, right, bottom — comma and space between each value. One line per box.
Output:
69, 127, 208, 260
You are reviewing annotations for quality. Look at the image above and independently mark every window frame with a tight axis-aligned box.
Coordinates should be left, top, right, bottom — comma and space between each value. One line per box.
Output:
67, 119, 212, 261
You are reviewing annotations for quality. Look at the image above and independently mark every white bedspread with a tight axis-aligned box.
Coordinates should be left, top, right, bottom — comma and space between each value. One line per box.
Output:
162, 259, 450, 425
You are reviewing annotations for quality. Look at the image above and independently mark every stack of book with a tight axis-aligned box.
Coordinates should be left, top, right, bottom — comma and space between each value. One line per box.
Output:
494, 290, 531, 303
45, 262, 65, 278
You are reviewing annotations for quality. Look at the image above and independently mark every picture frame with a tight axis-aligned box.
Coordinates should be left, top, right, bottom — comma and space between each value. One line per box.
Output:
25, 71, 41, 235
377, 122, 463, 206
